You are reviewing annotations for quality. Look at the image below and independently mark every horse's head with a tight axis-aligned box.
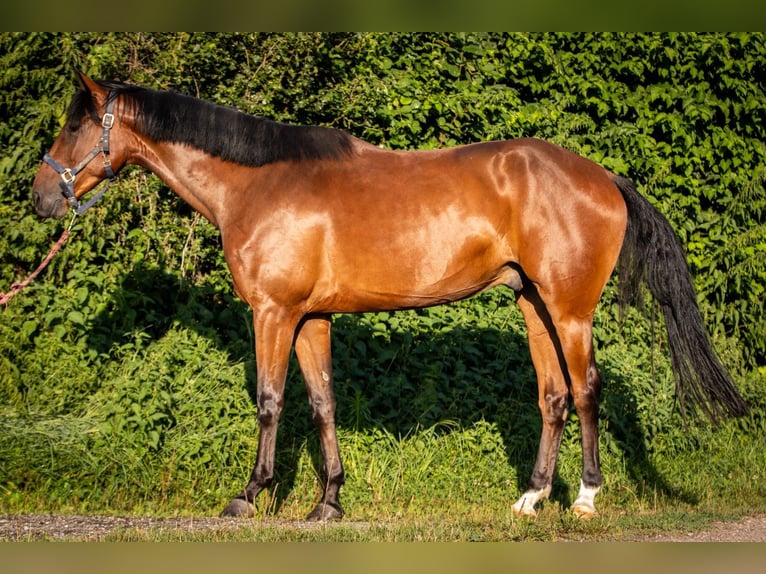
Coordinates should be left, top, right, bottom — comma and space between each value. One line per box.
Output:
32, 72, 128, 219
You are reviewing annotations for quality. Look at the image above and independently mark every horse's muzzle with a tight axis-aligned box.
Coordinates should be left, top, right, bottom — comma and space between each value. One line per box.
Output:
33, 187, 69, 219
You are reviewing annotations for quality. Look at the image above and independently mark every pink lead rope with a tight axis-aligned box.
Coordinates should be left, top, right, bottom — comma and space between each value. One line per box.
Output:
0, 228, 72, 308
3, 91, 117, 309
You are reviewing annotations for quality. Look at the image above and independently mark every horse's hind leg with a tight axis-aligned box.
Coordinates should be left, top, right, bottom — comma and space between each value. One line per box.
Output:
553, 313, 603, 518
512, 286, 570, 517
294, 315, 346, 521
512, 284, 603, 518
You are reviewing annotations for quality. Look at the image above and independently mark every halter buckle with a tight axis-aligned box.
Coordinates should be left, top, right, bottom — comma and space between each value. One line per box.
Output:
102, 112, 115, 129
61, 168, 75, 185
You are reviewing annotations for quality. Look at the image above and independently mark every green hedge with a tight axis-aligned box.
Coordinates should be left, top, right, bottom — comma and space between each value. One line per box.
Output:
1, 33, 764, 516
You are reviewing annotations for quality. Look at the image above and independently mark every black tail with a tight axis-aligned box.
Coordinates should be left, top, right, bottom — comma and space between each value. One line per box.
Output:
612, 175, 749, 422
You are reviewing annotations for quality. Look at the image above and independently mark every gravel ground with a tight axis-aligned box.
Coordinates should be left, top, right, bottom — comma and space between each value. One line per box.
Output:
641, 514, 766, 542
0, 514, 373, 541
0, 514, 251, 541
1, 513, 765, 541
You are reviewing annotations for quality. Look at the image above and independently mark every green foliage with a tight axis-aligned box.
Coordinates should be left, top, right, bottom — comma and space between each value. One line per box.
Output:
1, 33, 765, 526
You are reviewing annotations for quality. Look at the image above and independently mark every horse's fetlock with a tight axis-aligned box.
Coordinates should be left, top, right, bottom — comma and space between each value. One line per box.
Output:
582, 468, 603, 488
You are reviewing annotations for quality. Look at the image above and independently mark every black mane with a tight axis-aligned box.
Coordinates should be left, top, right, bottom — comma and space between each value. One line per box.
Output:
72, 79, 355, 167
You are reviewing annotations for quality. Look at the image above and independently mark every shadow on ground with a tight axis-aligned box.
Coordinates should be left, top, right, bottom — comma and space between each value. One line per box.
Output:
89, 264, 696, 514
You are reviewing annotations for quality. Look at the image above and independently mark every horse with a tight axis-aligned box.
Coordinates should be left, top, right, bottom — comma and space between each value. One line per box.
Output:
32, 72, 748, 521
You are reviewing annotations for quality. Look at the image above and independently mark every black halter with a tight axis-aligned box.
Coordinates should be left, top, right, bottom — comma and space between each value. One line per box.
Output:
42, 93, 117, 215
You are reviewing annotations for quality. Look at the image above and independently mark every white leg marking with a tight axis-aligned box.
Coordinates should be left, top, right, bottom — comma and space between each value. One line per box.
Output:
512, 485, 552, 517
571, 480, 600, 518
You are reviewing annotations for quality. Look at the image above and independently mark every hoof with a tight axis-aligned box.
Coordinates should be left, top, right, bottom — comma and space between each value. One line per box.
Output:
511, 499, 538, 518
220, 497, 255, 518
571, 502, 597, 519
512, 486, 551, 518
306, 502, 344, 522
571, 482, 599, 519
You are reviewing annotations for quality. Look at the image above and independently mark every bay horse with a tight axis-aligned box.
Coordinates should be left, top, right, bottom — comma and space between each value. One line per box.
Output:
32, 73, 747, 520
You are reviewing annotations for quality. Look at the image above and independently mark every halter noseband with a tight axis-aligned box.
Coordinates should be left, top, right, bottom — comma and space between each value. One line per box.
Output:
42, 92, 118, 215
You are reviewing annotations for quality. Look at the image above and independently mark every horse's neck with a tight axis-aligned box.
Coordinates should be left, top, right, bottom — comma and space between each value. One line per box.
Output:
134, 141, 238, 227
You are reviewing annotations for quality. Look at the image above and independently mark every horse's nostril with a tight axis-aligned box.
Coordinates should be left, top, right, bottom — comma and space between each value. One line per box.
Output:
33, 189, 52, 217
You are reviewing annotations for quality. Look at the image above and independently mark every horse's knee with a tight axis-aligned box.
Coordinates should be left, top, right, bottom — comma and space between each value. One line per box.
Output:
257, 391, 283, 426
539, 384, 569, 425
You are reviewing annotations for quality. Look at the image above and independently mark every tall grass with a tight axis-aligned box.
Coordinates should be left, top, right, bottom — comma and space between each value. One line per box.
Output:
2, 284, 765, 541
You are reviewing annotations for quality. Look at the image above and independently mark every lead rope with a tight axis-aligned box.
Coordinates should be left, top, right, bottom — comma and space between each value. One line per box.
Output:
0, 213, 77, 308
2, 93, 117, 309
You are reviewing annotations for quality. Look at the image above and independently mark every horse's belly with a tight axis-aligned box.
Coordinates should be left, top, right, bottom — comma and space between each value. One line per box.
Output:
320, 258, 521, 313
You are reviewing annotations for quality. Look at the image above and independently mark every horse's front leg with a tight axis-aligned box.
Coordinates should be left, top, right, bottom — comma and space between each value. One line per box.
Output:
220, 307, 298, 517
294, 315, 345, 521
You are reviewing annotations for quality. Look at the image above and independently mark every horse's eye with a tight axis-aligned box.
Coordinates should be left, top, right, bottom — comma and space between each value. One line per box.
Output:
64, 116, 88, 134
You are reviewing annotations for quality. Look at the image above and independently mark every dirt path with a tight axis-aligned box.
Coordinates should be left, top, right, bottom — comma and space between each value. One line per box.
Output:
0, 514, 246, 541
637, 514, 766, 542
2, 513, 766, 541
0, 514, 370, 541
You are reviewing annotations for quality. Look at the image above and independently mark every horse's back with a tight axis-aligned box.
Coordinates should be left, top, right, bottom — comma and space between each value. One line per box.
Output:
226, 137, 628, 316
355, 137, 628, 308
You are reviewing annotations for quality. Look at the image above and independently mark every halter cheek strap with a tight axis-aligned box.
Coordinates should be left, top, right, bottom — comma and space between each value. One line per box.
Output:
42, 93, 118, 215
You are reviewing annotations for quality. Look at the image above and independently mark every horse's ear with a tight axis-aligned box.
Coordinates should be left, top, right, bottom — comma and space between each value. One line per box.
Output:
76, 70, 89, 90
75, 71, 108, 106
76, 71, 99, 93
